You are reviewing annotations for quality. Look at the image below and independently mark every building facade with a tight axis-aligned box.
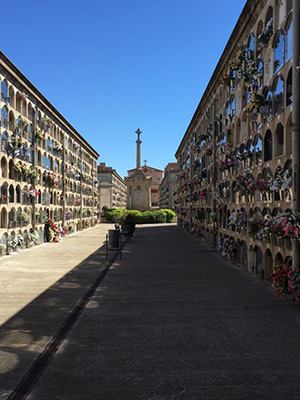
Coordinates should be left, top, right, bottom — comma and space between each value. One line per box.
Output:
97, 162, 127, 210
175, 0, 297, 281
0, 51, 99, 254
159, 162, 179, 209
127, 164, 163, 209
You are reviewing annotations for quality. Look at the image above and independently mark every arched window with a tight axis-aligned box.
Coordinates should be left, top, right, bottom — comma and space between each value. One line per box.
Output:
261, 87, 272, 121
257, 59, 264, 90
273, 31, 284, 74
274, 123, 284, 157
28, 103, 33, 122
8, 86, 15, 108
42, 154, 47, 168
1, 131, 8, 153
9, 184, 14, 203
264, 130, 272, 161
16, 94, 21, 113
265, 6, 273, 30
16, 185, 21, 203
231, 96, 235, 119
285, 18, 293, 62
8, 209, 15, 228
247, 33, 255, 60
1, 80, 8, 103
9, 111, 15, 132
286, 68, 292, 107
47, 138, 52, 152
1, 106, 8, 128
273, 76, 284, 115
21, 100, 26, 117
47, 156, 51, 170
28, 124, 33, 143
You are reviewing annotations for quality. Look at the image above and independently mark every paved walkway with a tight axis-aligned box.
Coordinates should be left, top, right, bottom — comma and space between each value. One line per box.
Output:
2, 224, 300, 399
0, 223, 116, 399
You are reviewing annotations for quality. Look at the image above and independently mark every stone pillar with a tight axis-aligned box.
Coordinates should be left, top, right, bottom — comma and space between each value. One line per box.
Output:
135, 129, 142, 169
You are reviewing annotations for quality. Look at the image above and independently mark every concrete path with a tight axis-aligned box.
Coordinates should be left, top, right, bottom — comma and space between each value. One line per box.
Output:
2, 224, 300, 399
0, 223, 116, 399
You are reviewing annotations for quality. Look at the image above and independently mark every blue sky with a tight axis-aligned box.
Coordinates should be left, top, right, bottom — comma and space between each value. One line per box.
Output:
2, 0, 246, 179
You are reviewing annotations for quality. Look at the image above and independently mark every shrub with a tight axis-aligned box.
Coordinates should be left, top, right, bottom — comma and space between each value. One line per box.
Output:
142, 211, 156, 223
104, 208, 175, 224
126, 210, 144, 223
161, 209, 176, 222
153, 210, 167, 223
104, 208, 126, 222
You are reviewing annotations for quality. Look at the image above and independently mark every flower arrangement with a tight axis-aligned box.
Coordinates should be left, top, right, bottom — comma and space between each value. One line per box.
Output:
19, 210, 29, 223
14, 163, 23, 175
219, 157, 237, 171
270, 166, 292, 191
245, 93, 266, 113
45, 218, 63, 242
27, 168, 38, 179
8, 234, 24, 251
261, 212, 300, 240
8, 237, 19, 251
239, 150, 254, 161
220, 70, 234, 88
17, 92, 27, 101
0, 193, 7, 203
238, 59, 260, 87
53, 144, 63, 153
221, 236, 237, 260
228, 49, 245, 71
248, 217, 265, 238
43, 116, 54, 130
257, 18, 273, 49
234, 175, 257, 195
28, 229, 39, 244
43, 172, 58, 188
16, 119, 28, 134
66, 211, 71, 220
205, 147, 213, 156
35, 130, 44, 143
209, 211, 218, 224
28, 186, 40, 199
256, 179, 270, 193
271, 263, 300, 302
228, 210, 244, 229
272, 263, 291, 298
16, 234, 24, 247
10, 134, 22, 148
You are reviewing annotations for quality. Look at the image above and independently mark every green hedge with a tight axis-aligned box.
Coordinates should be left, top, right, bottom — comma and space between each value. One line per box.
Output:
104, 208, 176, 224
